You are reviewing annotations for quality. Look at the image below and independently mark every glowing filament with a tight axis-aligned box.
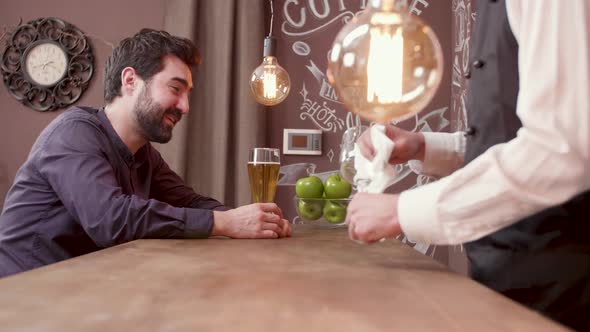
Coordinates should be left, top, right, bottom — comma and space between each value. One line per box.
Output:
367, 27, 403, 104
263, 66, 277, 100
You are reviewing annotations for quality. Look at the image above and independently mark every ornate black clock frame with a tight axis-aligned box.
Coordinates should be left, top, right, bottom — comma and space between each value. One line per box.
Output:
1, 17, 94, 112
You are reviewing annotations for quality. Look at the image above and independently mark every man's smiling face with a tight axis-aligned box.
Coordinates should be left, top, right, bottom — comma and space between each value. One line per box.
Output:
133, 55, 193, 143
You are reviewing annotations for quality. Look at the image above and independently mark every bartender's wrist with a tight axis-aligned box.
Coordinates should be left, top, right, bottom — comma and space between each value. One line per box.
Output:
414, 132, 426, 162
389, 194, 402, 236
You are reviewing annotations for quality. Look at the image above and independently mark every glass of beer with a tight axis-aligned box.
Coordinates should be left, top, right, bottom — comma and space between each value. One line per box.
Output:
248, 148, 281, 203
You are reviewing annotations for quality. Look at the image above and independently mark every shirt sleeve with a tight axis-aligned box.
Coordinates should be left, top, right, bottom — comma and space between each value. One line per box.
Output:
36, 119, 213, 247
407, 131, 465, 178
148, 146, 230, 211
398, 0, 590, 245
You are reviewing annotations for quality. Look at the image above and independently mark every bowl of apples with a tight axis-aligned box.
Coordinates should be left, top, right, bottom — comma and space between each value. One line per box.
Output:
293, 173, 352, 228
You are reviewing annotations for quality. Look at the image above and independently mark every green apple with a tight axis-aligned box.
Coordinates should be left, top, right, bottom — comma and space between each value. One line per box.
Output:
323, 174, 352, 199
295, 176, 324, 198
297, 199, 323, 221
323, 200, 347, 223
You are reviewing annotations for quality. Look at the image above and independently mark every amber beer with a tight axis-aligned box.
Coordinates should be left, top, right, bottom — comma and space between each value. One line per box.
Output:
248, 148, 281, 203
247, 162, 280, 203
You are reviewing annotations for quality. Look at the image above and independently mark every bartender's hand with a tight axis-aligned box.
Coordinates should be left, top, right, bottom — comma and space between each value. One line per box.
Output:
347, 193, 402, 244
358, 124, 425, 164
211, 203, 292, 239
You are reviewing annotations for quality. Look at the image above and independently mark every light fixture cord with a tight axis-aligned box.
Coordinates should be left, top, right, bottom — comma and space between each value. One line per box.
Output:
268, 0, 274, 37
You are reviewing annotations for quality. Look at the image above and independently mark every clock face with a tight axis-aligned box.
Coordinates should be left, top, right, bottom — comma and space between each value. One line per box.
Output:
24, 42, 68, 87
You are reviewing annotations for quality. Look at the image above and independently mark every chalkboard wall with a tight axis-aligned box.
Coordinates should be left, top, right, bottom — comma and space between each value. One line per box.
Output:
264, 0, 455, 264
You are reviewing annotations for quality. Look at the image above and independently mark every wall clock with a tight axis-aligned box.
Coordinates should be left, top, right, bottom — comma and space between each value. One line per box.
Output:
1, 17, 94, 112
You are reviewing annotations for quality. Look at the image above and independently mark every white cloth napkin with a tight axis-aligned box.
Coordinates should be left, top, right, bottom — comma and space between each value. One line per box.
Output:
353, 124, 397, 193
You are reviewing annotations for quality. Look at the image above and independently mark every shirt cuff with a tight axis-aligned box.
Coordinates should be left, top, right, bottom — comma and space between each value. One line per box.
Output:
397, 176, 453, 244
418, 132, 465, 177
183, 208, 215, 238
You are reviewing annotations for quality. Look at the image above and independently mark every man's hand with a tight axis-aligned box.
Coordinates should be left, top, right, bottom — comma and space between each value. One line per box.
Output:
357, 125, 425, 164
211, 203, 292, 239
347, 193, 402, 244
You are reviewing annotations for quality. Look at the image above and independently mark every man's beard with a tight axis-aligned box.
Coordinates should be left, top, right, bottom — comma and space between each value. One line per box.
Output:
133, 85, 182, 144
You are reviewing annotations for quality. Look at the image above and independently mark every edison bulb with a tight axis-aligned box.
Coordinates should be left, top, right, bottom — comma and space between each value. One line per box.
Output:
327, 0, 443, 123
250, 56, 291, 106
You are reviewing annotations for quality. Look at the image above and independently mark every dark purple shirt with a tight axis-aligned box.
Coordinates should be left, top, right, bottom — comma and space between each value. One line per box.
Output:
0, 107, 227, 277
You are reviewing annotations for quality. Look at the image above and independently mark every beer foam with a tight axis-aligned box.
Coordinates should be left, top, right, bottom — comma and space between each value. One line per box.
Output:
247, 162, 280, 164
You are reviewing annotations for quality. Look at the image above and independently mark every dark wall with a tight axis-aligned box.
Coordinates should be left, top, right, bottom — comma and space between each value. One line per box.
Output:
0, 0, 167, 208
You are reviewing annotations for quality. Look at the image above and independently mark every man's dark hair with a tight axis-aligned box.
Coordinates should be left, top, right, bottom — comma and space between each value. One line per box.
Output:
104, 29, 200, 103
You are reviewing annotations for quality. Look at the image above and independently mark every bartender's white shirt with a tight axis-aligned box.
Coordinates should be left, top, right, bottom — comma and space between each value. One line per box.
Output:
398, 0, 590, 245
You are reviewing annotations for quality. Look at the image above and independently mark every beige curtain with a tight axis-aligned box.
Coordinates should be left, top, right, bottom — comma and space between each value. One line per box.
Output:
156, 0, 267, 208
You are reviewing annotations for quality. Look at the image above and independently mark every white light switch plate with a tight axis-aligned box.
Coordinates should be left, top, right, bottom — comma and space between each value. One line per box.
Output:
283, 129, 322, 155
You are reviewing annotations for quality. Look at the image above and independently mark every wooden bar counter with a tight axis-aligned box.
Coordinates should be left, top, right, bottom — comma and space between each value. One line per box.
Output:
0, 225, 567, 331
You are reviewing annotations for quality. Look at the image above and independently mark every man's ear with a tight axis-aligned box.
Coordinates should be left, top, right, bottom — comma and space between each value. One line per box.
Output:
120, 67, 138, 96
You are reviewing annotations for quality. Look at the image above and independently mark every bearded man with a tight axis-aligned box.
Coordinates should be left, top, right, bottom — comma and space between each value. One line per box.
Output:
0, 29, 291, 278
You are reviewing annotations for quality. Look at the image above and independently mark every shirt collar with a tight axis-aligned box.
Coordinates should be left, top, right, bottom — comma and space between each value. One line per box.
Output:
97, 108, 148, 168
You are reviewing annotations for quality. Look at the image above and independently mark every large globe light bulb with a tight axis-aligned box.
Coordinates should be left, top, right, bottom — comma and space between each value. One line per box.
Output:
250, 37, 291, 106
327, 0, 443, 123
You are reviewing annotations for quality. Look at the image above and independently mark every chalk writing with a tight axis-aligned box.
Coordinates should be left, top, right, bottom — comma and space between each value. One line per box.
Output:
304, 59, 341, 103
327, 148, 335, 163
451, 0, 474, 130
345, 112, 362, 130
319, 78, 340, 103
282, 0, 430, 38
278, 163, 317, 185
415, 106, 450, 132
305, 59, 324, 83
282, 10, 355, 37
407, 0, 430, 15
299, 84, 345, 133
292, 41, 311, 56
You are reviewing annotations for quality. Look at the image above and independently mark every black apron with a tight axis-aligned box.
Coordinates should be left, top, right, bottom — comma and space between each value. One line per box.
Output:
463, 1, 590, 330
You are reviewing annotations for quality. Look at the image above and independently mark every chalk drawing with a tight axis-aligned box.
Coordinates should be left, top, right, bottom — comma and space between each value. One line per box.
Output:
278, 0, 447, 258
299, 83, 345, 133
452, 0, 474, 130
282, 11, 355, 37
292, 41, 311, 56
327, 148, 335, 163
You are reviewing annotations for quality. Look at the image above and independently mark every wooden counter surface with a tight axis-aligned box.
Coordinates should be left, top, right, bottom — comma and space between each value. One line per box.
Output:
0, 225, 567, 331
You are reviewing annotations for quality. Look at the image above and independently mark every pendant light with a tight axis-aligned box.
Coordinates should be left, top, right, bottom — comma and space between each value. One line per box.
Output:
250, 0, 291, 106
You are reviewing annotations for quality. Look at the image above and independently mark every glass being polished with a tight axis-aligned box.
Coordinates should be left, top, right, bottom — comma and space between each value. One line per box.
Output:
0, 29, 291, 278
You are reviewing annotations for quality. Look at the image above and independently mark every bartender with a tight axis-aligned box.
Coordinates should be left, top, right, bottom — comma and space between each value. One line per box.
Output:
346, 0, 590, 330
